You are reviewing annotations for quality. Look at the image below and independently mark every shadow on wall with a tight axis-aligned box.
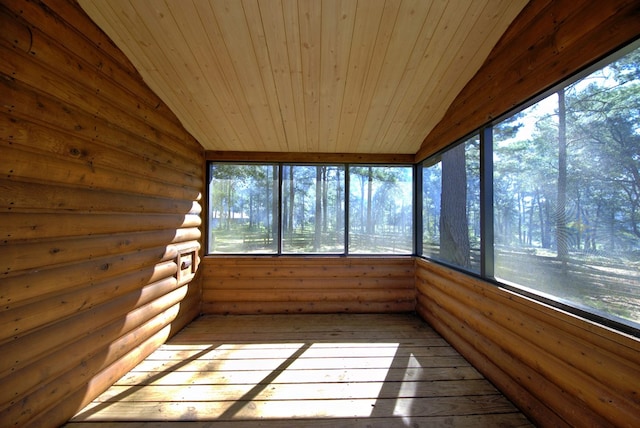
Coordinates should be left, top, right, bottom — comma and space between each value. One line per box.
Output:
0, 1, 204, 426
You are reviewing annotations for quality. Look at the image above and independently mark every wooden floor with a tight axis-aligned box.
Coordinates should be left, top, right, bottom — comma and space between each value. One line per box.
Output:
65, 314, 533, 427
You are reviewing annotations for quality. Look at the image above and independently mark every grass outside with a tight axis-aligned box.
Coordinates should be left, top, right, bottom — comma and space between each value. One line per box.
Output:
495, 247, 640, 325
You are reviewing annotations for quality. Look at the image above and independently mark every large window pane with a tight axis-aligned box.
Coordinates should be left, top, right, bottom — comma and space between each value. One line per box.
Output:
208, 164, 278, 253
282, 165, 345, 253
349, 166, 413, 254
422, 136, 480, 272
493, 46, 640, 326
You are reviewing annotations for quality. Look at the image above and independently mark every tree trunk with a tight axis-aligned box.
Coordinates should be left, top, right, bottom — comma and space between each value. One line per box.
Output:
367, 167, 373, 234
322, 167, 328, 233
593, 203, 601, 251
226, 182, 232, 230
518, 192, 523, 245
576, 190, 582, 250
556, 88, 569, 260
440, 144, 470, 267
536, 190, 548, 248
359, 176, 365, 232
271, 165, 278, 244
314, 166, 322, 251
528, 194, 534, 246
336, 168, 342, 230
545, 198, 553, 249
609, 208, 615, 251
288, 166, 294, 233
249, 193, 254, 228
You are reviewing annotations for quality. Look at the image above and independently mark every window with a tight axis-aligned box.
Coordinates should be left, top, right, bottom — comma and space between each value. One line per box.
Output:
349, 166, 413, 254
208, 163, 278, 254
417, 41, 640, 333
492, 45, 640, 327
207, 163, 411, 255
282, 165, 345, 253
422, 136, 480, 273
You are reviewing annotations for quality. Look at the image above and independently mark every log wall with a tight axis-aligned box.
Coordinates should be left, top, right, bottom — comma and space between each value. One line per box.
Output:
201, 257, 415, 314
0, 1, 204, 426
415, 259, 640, 427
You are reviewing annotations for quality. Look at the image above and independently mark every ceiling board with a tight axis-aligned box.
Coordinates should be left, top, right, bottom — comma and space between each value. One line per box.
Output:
78, 0, 527, 154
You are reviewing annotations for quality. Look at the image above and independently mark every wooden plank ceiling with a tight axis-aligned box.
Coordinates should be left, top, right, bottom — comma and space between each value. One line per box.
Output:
78, 0, 527, 154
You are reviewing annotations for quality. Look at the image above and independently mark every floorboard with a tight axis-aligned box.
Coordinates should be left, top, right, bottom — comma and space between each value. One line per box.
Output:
65, 314, 533, 427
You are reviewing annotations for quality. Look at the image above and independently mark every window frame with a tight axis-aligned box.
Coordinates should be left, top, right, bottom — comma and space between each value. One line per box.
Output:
280, 163, 346, 255
347, 164, 415, 255
420, 133, 482, 274
207, 162, 280, 255
418, 38, 640, 337
206, 161, 416, 257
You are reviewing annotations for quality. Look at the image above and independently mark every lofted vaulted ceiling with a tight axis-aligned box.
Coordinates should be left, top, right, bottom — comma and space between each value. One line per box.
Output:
78, 0, 527, 154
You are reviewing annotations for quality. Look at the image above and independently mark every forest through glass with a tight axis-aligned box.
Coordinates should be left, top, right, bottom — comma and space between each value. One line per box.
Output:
492, 46, 640, 325
422, 135, 481, 273
208, 164, 412, 254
